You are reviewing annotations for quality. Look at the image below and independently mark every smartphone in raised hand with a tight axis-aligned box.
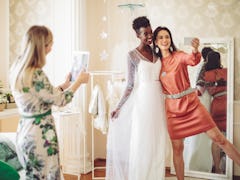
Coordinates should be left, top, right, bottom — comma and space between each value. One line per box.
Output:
184, 37, 194, 46
70, 51, 90, 82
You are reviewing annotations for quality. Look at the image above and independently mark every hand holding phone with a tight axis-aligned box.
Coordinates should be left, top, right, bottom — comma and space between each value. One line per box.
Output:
184, 37, 194, 46
184, 37, 199, 53
75, 70, 89, 84
70, 51, 90, 82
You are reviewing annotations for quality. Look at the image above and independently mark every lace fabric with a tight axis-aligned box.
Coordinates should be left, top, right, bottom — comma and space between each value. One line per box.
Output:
115, 50, 139, 111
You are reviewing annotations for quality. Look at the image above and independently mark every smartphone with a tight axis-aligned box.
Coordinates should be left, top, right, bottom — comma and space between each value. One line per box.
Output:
70, 51, 90, 82
184, 37, 194, 46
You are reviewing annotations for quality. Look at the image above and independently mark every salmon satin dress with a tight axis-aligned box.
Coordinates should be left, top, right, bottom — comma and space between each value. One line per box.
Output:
160, 51, 216, 139
204, 68, 227, 131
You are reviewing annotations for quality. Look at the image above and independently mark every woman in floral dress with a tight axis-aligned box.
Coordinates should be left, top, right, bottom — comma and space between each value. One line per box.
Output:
9, 25, 89, 180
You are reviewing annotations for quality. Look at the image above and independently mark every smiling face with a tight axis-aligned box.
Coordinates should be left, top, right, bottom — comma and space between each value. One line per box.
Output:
137, 26, 153, 46
155, 29, 171, 51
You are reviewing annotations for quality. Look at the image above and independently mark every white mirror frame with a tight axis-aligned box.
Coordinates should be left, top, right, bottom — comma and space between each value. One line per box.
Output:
170, 37, 234, 180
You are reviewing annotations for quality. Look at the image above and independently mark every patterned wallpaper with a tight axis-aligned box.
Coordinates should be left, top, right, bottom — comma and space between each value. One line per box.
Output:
10, 0, 240, 99
146, 0, 240, 100
86, 0, 240, 100
149, 0, 240, 100
9, 0, 52, 65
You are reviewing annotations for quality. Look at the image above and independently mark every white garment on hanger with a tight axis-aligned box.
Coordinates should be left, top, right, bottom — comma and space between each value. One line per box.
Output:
88, 85, 108, 134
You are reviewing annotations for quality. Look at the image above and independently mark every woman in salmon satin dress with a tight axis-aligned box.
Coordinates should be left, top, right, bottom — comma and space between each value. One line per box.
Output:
199, 51, 227, 173
152, 26, 240, 180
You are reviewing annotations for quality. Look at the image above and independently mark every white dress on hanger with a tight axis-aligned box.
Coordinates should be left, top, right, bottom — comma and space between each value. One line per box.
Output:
106, 49, 167, 180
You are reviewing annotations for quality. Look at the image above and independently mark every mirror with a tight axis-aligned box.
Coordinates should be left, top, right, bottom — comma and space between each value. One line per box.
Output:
170, 38, 234, 180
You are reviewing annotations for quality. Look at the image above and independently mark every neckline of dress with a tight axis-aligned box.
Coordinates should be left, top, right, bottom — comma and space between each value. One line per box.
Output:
134, 48, 157, 64
162, 51, 174, 60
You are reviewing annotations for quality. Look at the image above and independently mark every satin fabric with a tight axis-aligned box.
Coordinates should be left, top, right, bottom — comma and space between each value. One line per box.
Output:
160, 51, 216, 139
204, 68, 227, 131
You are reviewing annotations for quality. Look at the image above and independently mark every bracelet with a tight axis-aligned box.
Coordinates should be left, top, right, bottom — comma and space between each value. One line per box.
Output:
59, 86, 64, 91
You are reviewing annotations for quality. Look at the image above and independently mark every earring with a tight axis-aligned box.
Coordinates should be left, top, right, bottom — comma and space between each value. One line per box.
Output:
155, 46, 160, 54
170, 46, 173, 52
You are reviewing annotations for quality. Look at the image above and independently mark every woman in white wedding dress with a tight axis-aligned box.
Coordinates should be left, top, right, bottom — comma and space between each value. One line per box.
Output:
106, 16, 168, 180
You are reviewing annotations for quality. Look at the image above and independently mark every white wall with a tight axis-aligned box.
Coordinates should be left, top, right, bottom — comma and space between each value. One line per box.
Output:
9, 0, 74, 86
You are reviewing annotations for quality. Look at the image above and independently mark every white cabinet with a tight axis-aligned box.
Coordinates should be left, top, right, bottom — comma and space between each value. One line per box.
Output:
53, 85, 91, 179
54, 111, 91, 179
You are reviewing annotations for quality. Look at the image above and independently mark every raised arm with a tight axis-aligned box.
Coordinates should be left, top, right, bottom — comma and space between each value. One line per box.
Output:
182, 38, 201, 66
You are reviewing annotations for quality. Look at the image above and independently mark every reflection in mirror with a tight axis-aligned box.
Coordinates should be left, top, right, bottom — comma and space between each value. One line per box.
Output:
170, 38, 234, 180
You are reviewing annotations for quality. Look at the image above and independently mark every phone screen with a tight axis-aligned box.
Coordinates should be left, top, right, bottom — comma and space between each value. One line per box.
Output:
70, 51, 89, 82
184, 37, 194, 46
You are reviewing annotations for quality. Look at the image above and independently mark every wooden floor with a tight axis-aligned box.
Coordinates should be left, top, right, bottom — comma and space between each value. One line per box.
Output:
63, 159, 240, 180
63, 159, 105, 180
63, 158, 175, 180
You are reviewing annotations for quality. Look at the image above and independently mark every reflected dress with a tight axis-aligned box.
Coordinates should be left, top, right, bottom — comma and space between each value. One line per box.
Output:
106, 49, 167, 180
159, 51, 216, 140
204, 68, 227, 131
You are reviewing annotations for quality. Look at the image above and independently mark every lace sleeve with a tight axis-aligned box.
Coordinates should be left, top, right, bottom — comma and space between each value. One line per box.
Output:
115, 53, 138, 111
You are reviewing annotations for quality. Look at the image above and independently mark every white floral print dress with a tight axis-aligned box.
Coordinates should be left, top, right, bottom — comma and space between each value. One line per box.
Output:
12, 69, 74, 180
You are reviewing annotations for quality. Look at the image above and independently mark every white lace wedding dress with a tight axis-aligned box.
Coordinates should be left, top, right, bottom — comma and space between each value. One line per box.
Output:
106, 49, 167, 180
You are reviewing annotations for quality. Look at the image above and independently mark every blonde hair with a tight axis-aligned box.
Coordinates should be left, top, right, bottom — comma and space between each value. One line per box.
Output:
10, 25, 53, 91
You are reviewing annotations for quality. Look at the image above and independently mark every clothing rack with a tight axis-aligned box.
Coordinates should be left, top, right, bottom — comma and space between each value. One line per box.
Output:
89, 70, 124, 180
